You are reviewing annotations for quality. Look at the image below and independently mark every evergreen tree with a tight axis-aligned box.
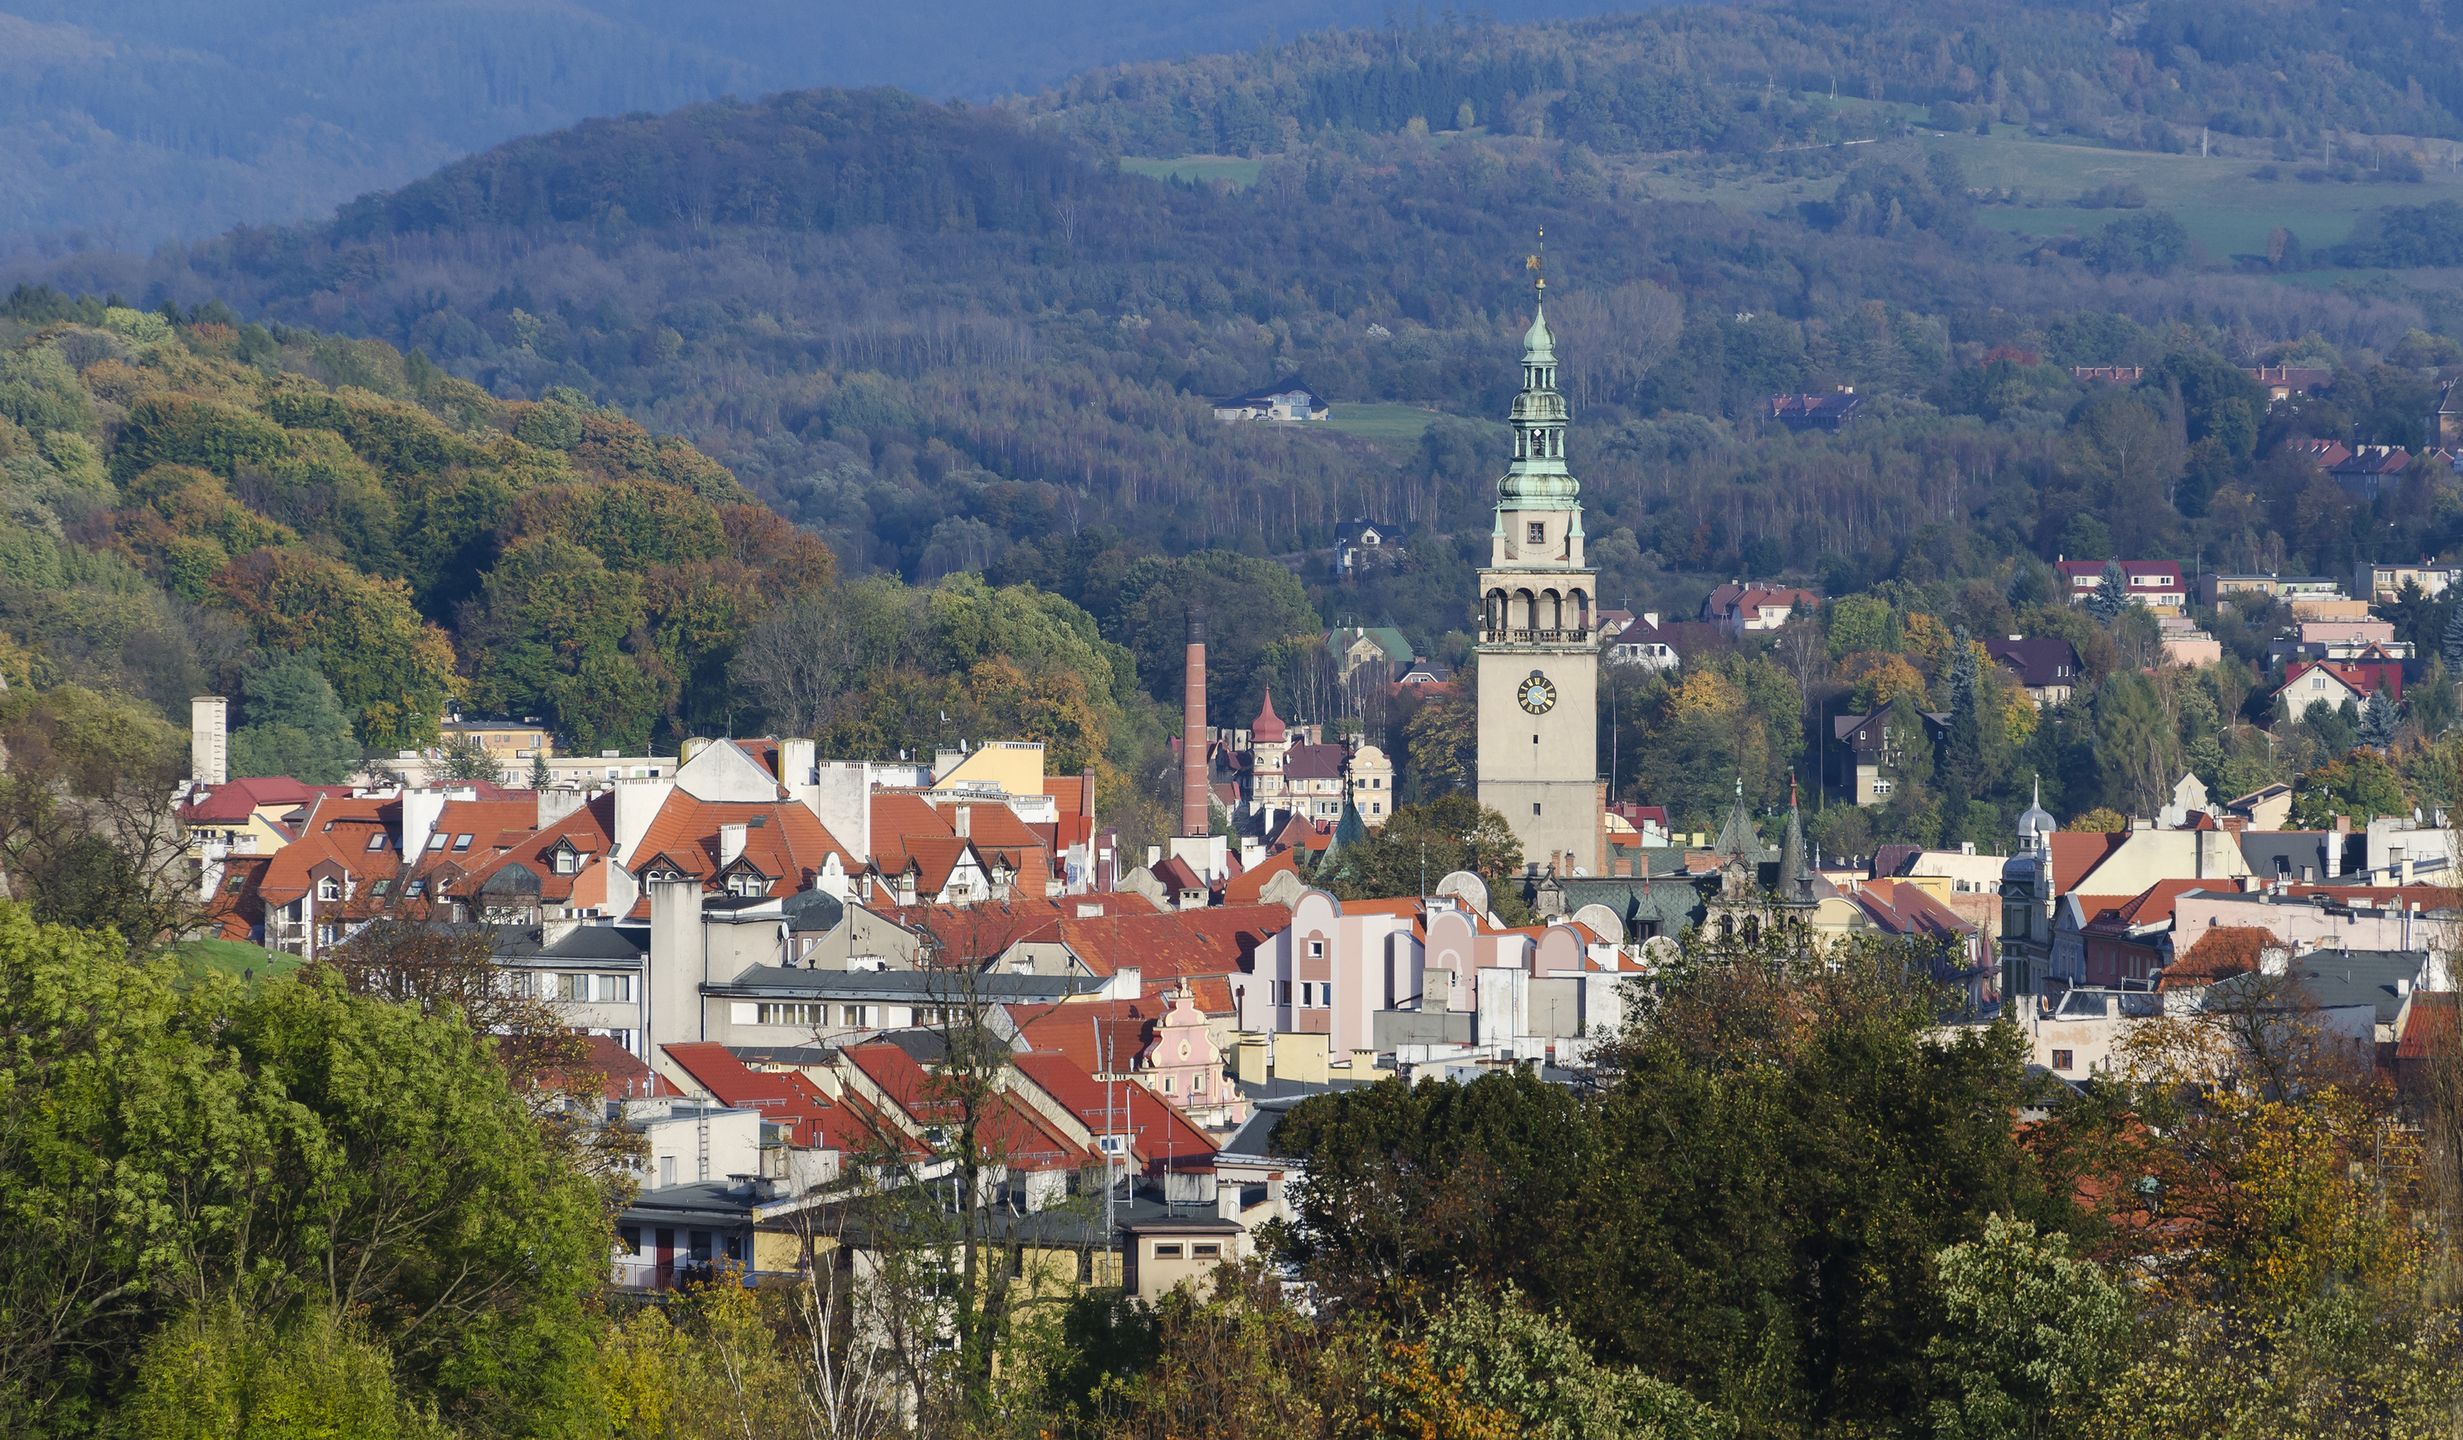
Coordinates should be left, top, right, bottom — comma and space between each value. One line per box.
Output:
2086, 562, 2131, 623
2441, 599, 2463, 674
227, 655, 363, 785
2360, 685, 2401, 750
1942, 630, 1986, 799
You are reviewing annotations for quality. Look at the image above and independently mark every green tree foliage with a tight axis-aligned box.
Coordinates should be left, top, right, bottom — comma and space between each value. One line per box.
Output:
2289, 750, 2408, 827
1925, 1216, 2135, 1440
228, 653, 363, 783
2087, 563, 2131, 623
1274, 933, 2058, 1434
117, 1300, 451, 1440
0, 905, 608, 1436
1319, 793, 1530, 923
1403, 682, 1477, 797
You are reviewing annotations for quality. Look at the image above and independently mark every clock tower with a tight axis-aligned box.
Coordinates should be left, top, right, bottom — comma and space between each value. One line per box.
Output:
1477, 249, 1600, 877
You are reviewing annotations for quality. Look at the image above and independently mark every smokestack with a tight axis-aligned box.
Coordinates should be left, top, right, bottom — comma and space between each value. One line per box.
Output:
191, 696, 229, 785
1181, 609, 1208, 837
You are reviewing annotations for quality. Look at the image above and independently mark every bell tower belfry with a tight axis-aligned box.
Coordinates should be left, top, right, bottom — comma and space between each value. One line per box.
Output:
1476, 237, 1600, 877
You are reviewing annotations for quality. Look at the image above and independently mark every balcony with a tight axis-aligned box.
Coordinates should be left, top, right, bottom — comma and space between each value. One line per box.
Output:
1479, 628, 1591, 646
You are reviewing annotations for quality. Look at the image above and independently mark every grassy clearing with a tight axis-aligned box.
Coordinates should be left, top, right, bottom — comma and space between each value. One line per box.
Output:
1119, 154, 1265, 188
1634, 126, 2463, 267
1930, 130, 2463, 258
176, 937, 298, 982
1323, 401, 1445, 443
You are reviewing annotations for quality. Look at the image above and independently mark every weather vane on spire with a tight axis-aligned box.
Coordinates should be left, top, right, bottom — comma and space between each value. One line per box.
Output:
1525, 225, 1546, 295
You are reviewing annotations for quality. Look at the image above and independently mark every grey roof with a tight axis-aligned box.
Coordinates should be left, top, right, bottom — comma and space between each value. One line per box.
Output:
1553, 875, 1707, 937
2282, 949, 2427, 1026
2235, 831, 2364, 879
784, 888, 846, 933
710, 966, 1099, 1004
542, 924, 648, 962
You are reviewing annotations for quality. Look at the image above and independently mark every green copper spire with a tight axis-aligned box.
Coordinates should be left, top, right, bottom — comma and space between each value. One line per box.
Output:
1500, 230, 1579, 511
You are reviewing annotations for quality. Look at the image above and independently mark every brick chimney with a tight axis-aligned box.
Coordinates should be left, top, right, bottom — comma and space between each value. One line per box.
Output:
1180, 609, 1208, 837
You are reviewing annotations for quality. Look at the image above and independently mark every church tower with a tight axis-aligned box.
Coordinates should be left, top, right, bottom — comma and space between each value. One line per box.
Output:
1477, 245, 1601, 877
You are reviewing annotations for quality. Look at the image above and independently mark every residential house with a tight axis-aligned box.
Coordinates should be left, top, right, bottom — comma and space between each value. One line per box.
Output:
1766, 387, 1860, 430
1986, 636, 2082, 707
2360, 559, 2463, 604
2196, 571, 2346, 608
2273, 621, 2409, 666
2274, 659, 2401, 722
1325, 624, 1414, 682
2330, 445, 2412, 499
2054, 559, 2186, 612
438, 709, 553, 765
1211, 378, 1328, 423
2157, 615, 2223, 667
1832, 706, 1949, 806
2071, 365, 2144, 384
2432, 378, 2461, 448
2288, 437, 2355, 471
1603, 610, 1681, 669
1701, 582, 1821, 633
1335, 518, 1408, 577
2246, 365, 2334, 402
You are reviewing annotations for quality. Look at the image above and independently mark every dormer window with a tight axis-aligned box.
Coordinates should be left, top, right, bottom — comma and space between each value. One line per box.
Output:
553, 847, 578, 876
315, 877, 341, 902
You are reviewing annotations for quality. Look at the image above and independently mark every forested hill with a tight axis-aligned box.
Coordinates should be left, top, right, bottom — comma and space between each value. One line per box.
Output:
32, 1, 2463, 678
0, 292, 1209, 843
1025, 0, 2463, 158
0, 0, 1642, 254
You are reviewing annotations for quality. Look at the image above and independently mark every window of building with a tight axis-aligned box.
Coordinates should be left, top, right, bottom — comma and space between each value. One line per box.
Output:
1871, 781, 1894, 798
452, 833, 473, 851
315, 876, 341, 901
658, 1156, 676, 1187
1153, 1243, 1183, 1259
1161, 1075, 1175, 1093
2051, 1049, 2075, 1070
1527, 521, 1545, 544
426, 833, 447, 851
1533, 803, 1543, 816
1307, 938, 1325, 958
1193, 1243, 1222, 1258
366, 833, 387, 851
554, 848, 577, 875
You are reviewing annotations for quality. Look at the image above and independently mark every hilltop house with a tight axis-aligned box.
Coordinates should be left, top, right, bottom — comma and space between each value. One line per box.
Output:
1702, 582, 1820, 633
1766, 387, 1860, 431
2054, 559, 2185, 613
1212, 378, 1328, 423
2433, 378, 2461, 447
1986, 636, 2081, 708
1833, 706, 1949, 807
1334, 519, 1407, 577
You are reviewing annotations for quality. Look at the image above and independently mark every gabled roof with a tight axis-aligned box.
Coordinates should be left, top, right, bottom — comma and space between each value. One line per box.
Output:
1703, 582, 1820, 619
1223, 850, 1300, 904
1009, 1050, 1216, 1168
663, 1041, 920, 1155
2280, 659, 2400, 701
1849, 878, 1977, 939
629, 792, 855, 895
1151, 855, 1205, 894
2046, 831, 2130, 894
256, 793, 402, 906
1986, 636, 2081, 688
2397, 993, 2458, 1063
839, 1042, 1092, 1172
878, 900, 1066, 961
460, 793, 617, 906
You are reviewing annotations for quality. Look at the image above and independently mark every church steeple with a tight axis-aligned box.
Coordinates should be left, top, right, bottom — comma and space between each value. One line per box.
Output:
1500, 231, 1579, 512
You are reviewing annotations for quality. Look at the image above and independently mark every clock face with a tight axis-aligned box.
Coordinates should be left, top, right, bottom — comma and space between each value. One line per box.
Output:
1517, 671, 1558, 714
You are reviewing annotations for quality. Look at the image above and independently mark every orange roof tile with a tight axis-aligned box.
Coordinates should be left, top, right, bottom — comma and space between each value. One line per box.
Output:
1051, 903, 1291, 980
1010, 1050, 1216, 1169
628, 792, 855, 897
1223, 850, 1299, 904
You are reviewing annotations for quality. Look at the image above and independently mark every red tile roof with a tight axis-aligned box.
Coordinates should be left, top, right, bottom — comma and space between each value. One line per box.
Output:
663, 1041, 919, 1155
2281, 659, 2402, 701
839, 1043, 1092, 1171
458, 793, 617, 906
1010, 1050, 1216, 1169
1223, 850, 1300, 905
877, 899, 1067, 961
1013, 997, 1160, 1075
2161, 926, 2271, 991
179, 775, 326, 825
1250, 690, 1288, 744
2047, 832, 2130, 894
256, 794, 401, 906
2396, 993, 2458, 1064
1050, 904, 1291, 981
630, 793, 855, 893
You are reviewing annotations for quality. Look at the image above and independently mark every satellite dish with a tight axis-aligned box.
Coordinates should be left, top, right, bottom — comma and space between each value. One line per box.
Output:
1571, 903, 1625, 944
1641, 935, 1680, 968
1434, 869, 1489, 913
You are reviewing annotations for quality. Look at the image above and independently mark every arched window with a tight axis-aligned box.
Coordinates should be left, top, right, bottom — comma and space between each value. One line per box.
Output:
1743, 915, 1762, 945
1718, 914, 1735, 942
1542, 590, 1563, 630
1513, 588, 1537, 629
